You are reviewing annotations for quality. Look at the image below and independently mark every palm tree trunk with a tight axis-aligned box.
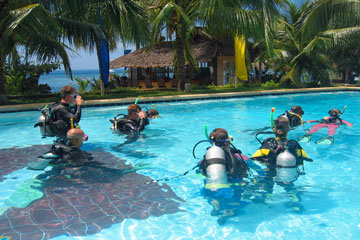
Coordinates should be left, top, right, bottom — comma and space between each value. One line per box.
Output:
176, 29, 186, 91
345, 68, 350, 83
0, 52, 7, 104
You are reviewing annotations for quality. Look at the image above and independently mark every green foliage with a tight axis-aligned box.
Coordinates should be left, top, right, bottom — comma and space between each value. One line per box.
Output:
74, 77, 89, 93
261, 80, 279, 88
4, 60, 59, 95
87, 76, 102, 92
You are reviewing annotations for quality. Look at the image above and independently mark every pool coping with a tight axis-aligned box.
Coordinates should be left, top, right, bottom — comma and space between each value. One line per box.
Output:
1, 86, 359, 113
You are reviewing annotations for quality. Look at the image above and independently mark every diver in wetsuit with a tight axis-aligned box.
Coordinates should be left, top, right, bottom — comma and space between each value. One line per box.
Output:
299, 107, 353, 144
110, 104, 149, 134
251, 117, 311, 179
279, 105, 304, 128
28, 128, 89, 170
197, 128, 250, 224
248, 117, 312, 206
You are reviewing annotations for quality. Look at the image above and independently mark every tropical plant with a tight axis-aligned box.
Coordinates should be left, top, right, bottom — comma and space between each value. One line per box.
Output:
0, 1, 71, 103
74, 77, 89, 94
150, 0, 283, 91
0, 0, 151, 103
259, 0, 360, 87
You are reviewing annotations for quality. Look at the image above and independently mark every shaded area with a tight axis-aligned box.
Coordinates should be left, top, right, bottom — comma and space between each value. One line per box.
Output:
0, 145, 50, 181
0, 145, 184, 240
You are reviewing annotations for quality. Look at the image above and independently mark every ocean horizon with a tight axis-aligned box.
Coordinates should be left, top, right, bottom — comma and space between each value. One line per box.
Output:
39, 69, 125, 93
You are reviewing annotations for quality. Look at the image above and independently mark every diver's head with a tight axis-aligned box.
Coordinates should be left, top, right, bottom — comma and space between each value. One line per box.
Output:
60, 86, 77, 104
128, 104, 141, 113
147, 109, 159, 119
290, 105, 304, 116
273, 117, 290, 140
328, 108, 341, 118
127, 104, 141, 120
209, 128, 232, 147
67, 128, 88, 148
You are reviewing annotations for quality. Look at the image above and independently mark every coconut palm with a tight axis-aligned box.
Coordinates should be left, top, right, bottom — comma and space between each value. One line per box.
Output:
150, 0, 284, 91
261, 0, 360, 86
0, 0, 150, 103
0, 1, 72, 103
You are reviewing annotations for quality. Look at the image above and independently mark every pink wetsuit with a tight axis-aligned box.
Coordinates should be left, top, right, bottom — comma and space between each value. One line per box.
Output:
307, 119, 351, 136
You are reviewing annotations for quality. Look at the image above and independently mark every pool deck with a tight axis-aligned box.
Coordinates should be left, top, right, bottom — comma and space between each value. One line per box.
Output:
0, 86, 359, 113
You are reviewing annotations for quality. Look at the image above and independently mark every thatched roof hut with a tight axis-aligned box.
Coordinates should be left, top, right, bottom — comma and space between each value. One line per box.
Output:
110, 40, 234, 69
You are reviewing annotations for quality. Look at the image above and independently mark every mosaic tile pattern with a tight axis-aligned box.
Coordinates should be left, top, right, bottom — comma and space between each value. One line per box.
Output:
0, 146, 183, 240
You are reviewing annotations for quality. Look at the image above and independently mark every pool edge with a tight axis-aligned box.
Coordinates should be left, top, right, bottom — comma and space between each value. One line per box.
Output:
1, 86, 359, 113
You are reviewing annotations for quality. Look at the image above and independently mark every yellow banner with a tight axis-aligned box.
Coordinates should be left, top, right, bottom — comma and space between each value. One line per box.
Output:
235, 36, 248, 81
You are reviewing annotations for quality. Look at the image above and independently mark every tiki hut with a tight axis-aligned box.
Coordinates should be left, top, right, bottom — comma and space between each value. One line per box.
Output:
110, 38, 237, 88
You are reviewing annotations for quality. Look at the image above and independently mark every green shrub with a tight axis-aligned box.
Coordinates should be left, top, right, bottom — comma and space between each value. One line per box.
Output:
74, 77, 89, 93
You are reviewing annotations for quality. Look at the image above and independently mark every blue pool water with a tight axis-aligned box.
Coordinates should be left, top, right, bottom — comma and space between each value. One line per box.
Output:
0, 91, 360, 239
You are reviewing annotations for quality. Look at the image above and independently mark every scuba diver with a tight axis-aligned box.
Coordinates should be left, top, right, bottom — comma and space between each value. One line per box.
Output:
110, 104, 149, 134
193, 128, 252, 224
197, 128, 249, 187
247, 105, 304, 135
146, 108, 160, 119
248, 117, 312, 208
251, 116, 312, 185
28, 128, 89, 170
299, 107, 353, 144
278, 105, 304, 129
34, 86, 83, 142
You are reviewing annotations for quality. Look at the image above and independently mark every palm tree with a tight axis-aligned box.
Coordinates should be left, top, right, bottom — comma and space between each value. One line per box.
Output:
39, 0, 151, 94
261, 0, 360, 86
150, 0, 283, 91
0, 0, 150, 104
0, 1, 74, 104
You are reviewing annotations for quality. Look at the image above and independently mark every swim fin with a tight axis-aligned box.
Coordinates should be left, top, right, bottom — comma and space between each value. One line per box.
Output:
315, 136, 334, 145
299, 134, 312, 143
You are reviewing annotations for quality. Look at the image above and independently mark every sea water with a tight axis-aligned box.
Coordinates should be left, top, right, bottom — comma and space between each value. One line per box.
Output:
39, 69, 125, 93
0, 91, 359, 240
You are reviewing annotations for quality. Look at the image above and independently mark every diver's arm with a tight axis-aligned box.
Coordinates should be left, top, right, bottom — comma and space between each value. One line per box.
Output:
341, 120, 353, 126
137, 118, 147, 131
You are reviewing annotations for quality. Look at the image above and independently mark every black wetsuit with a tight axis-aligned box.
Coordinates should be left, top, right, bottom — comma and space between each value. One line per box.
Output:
279, 111, 302, 128
111, 115, 149, 134
50, 102, 81, 138
199, 146, 248, 180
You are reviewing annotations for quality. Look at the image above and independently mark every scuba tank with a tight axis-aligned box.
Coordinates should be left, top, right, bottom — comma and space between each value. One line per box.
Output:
35, 106, 54, 138
204, 145, 228, 189
274, 147, 298, 183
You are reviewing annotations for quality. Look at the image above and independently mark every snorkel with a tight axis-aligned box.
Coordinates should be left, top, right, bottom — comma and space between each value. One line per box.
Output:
271, 107, 275, 128
134, 98, 139, 104
341, 105, 347, 115
204, 124, 210, 140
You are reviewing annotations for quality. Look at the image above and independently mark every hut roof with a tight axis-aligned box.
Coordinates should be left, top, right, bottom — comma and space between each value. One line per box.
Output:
110, 40, 234, 69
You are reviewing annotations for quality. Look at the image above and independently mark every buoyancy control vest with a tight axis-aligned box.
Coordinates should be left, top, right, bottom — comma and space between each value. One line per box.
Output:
34, 103, 67, 138
323, 116, 343, 125
110, 115, 140, 134
280, 111, 302, 128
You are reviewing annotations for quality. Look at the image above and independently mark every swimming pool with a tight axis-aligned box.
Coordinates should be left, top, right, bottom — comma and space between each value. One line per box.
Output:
0, 91, 359, 240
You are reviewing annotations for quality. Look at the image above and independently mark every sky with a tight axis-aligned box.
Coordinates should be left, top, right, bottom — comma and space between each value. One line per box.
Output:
69, 44, 134, 70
